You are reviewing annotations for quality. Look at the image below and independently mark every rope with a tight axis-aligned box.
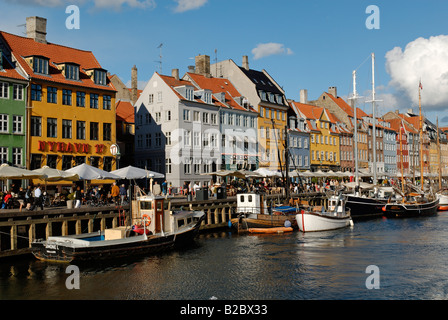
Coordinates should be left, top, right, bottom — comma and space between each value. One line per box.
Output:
0, 230, 30, 240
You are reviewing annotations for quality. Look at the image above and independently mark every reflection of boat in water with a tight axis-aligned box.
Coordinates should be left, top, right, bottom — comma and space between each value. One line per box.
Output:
230, 193, 297, 232
296, 194, 353, 232
31, 191, 205, 263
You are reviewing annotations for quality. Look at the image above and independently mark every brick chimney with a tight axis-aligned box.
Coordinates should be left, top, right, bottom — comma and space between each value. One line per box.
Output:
242, 55, 249, 70
172, 68, 179, 81
195, 54, 211, 77
328, 86, 337, 98
131, 65, 138, 105
26, 16, 47, 44
300, 89, 308, 104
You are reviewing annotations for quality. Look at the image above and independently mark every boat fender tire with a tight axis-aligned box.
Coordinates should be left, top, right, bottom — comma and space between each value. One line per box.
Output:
142, 214, 151, 226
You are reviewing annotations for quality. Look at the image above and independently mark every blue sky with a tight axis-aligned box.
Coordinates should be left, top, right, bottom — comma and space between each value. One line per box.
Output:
1, 0, 448, 125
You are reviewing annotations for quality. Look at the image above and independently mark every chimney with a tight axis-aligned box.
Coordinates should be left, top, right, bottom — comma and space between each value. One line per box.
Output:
188, 65, 195, 73
26, 16, 47, 44
172, 68, 179, 81
131, 65, 138, 105
300, 89, 308, 104
195, 54, 211, 77
328, 86, 337, 98
242, 55, 249, 70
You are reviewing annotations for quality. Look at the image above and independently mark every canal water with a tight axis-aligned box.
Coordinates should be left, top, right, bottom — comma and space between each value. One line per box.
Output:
2, 212, 448, 301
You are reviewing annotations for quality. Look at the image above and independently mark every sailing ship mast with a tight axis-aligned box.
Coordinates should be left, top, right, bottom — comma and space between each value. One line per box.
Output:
437, 117, 442, 191
350, 70, 360, 186
419, 81, 424, 191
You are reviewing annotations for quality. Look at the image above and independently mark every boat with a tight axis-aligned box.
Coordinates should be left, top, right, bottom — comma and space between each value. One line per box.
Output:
436, 189, 448, 211
31, 191, 205, 262
295, 194, 353, 232
382, 82, 439, 219
345, 185, 402, 220
248, 227, 293, 234
230, 192, 297, 232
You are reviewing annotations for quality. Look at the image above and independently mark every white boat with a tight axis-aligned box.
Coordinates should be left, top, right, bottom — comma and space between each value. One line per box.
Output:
436, 189, 448, 211
295, 194, 353, 232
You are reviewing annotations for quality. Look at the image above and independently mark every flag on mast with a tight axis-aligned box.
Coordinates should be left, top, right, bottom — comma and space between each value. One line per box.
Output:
419, 81, 423, 90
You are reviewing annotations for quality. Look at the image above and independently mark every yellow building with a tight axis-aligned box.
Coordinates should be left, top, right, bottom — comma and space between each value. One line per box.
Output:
294, 103, 340, 172
0, 18, 117, 180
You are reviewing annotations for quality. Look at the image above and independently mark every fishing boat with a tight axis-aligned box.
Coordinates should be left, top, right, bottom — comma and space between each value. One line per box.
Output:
31, 192, 205, 262
295, 194, 353, 232
230, 193, 297, 232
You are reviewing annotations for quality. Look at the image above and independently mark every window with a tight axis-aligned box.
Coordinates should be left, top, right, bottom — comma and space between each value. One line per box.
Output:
193, 111, 200, 122
62, 119, 72, 139
12, 147, 22, 166
184, 130, 191, 147
90, 93, 99, 109
211, 114, 217, 125
166, 158, 172, 174
31, 116, 41, 136
76, 91, 85, 107
183, 109, 190, 121
165, 110, 171, 121
103, 95, 111, 110
148, 94, 154, 104
203, 112, 209, 124
94, 69, 107, 85
31, 84, 42, 101
166, 132, 171, 146
0, 82, 8, 98
155, 133, 161, 147
65, 64, 79, 80
30, 154, 42, 170
47, 118, 57, 138
155, 112, 161, 122
33, 57, 49, 75
47, 87, 57, 104
62, 155, 73, 170
146, 134, 151, 148
193, 131, 200, 148
103, 123, 111, 141
0, 146, 7, 164
90, 122, 99, 140
157, 91, 162, 102
46, 154, 57, 169
62, 89, 72, 106
12, 115, 23, 134
13, 84, 23, 100
76, 121, 85, 140
0, 114, 8, 133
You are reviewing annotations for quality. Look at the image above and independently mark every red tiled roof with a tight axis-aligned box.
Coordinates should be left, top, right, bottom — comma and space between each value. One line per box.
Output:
325, 92, 368, 119
186, 72, 257, 113
116, 100, 134, 123
0, 31, 115, 92
0, 57, 27, 81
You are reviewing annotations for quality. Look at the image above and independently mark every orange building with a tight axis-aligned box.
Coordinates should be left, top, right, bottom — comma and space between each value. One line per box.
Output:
0, 17, 117, 179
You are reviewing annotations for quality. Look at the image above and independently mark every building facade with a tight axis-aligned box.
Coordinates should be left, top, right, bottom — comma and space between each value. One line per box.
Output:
0, 17, 117, 176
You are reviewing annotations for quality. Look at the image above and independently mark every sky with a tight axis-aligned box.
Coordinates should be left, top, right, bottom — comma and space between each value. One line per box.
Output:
1, 0, 448, 125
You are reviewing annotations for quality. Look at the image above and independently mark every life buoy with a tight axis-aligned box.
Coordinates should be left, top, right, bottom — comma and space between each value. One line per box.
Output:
142, 214, 151, 226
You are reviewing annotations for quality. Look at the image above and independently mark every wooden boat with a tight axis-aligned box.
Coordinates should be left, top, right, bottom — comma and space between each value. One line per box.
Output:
382, 193, 439, 218
248, 227, 293, 234
31, 192, 205, 262
295, 194, 353, 232
230, 193, 297, 232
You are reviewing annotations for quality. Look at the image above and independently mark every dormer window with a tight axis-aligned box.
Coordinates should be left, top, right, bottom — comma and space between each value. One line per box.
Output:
186, 87, 194, 101
65, 63, 80, 81
94, 69, 107, 85
33, 56, 49, 75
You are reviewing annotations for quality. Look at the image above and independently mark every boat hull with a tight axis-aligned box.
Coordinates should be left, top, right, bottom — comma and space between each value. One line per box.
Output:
345, 195, 387, 220
230, 214, 296, 231
382, 198, 439, 218
248, 227, 293, 234
295, 211, 353, 232
437, 193, 448, 211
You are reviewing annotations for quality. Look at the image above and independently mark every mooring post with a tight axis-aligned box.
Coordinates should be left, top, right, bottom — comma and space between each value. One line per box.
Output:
28, 223, 36, 247
10, 225, 17, 251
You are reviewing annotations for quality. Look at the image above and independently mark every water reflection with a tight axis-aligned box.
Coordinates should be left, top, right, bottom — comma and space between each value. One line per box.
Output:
2, 214, 448, 300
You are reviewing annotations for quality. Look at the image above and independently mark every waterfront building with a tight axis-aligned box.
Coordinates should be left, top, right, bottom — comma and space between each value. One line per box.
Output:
0, 17, 117, 176
385, 118, 413, 177
287, 101, 311, 174
291, 102, 340, 172
211, 56, 289, 171
335, 122, 354, 174
134, 69, 220, 190
381, 121, 398, 176
309, 86, 369, 171
0, 49, 28, 168
183, 66, 259, 171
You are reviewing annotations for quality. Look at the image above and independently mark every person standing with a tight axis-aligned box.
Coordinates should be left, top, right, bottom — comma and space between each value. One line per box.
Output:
30, 184, 44, 211
119, 184, 127, 205
74, 186, 82, 208
111, 182, 120, 204
162, 180, 167, 196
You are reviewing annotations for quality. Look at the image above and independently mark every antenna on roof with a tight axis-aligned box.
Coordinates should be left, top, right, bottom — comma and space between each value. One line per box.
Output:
155, 43, 163, 74
17, 24, 26, 36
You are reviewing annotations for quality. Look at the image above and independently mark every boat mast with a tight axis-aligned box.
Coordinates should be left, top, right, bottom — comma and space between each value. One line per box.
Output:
399, 121, 405, 195
437, 117, 442, 191
419, 81, 424, 191
370, 53, 377, 185
350, 70, 360, 185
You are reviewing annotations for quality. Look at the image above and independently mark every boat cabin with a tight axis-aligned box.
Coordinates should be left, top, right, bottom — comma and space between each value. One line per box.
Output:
132, 194, 203, 235
327, 195, 345, 214
236, 193, 268, 215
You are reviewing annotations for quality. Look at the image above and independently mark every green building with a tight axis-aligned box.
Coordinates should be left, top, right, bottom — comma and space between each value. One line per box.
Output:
0, 50, 28, 168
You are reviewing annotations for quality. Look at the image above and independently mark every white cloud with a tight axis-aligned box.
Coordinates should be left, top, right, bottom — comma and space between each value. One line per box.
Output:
385, 35, 448, 110
173, 0, 207, 13
93, 0, 156, 10
251, 43, 293, 60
